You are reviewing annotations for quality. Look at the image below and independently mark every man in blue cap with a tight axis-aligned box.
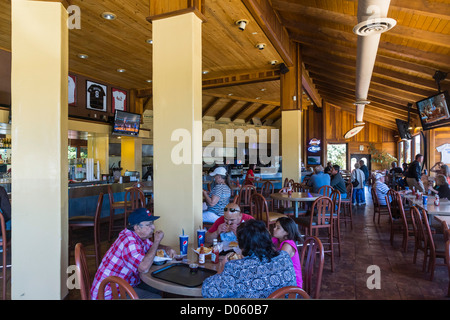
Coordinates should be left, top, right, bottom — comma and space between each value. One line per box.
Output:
90, 208, 176, 299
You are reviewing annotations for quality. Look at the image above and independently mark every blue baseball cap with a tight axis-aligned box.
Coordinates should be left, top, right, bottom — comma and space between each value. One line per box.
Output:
128, 207, 160, 226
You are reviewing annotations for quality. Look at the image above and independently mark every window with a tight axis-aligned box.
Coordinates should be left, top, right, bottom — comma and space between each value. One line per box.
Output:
405, 139, 411, 164
327, 144, 347, 170
414, 135, 421, 156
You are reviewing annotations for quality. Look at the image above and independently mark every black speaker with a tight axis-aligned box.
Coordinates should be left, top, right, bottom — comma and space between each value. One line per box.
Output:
279, 63, 289, 74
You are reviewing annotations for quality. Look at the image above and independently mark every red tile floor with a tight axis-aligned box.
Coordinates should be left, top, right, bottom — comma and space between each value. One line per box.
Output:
2, 188, 449, 300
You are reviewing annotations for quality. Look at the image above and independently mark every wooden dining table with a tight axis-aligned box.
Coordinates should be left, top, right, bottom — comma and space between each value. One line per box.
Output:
140, 243, 235, 297
270, 192, 322, 218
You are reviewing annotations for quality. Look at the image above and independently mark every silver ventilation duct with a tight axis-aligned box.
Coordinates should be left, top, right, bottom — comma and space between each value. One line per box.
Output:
352, 0, 396, 127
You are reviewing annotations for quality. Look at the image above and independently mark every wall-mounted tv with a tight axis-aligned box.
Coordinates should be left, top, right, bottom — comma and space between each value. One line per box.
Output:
416, 91, 450, 130
112, 110, 141, 136
395, 119, 412, 140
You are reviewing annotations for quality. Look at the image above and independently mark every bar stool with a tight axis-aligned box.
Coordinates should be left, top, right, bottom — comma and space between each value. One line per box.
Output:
107, 185, 130, 242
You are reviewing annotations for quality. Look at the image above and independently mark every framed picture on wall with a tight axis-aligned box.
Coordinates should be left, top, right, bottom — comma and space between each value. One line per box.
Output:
86, 80, 107, 112
112, 88, 127, 112
68, 74, 77, 106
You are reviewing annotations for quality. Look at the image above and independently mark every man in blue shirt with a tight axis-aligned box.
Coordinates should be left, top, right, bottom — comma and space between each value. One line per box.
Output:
307, 165, 331, 193
359, 160, 370, 185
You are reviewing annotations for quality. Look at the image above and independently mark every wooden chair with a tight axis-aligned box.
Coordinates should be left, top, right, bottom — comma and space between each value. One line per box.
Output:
74, 243, 91, 300
446, 239, 450, 297
295, 196, 334, 272
292, 182, 305, 192
299, 236, 324, 299
260, 180, 274, 211
236, 185, 257, 214
411, 206, 430, 274
250, 193, 285, 231
318, 185, 333, 197
371, 187, 390, 224
328, 189, 341, 257
0, 212, 10, 300
340, 183, 353, 229
69, 193, 103, 268
268, 286, 311, 299
386, 191, 414, 252
107, 185, 130, 242
97, 276, 139, 300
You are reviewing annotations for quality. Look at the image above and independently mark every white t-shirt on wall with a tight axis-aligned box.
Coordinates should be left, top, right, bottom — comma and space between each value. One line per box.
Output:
113, 91, 126, 111
436, 143, 450, 164
68, 76, 75, 104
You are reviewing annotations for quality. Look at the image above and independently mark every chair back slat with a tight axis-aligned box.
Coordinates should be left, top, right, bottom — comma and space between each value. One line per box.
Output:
299, 236, 324, 299
75, 243, 91, 300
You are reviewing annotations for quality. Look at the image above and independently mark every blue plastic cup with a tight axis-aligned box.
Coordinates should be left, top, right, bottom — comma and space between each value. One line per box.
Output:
423, 196, 428, 206
179, 235, 189, 255
197, 229, 206, 248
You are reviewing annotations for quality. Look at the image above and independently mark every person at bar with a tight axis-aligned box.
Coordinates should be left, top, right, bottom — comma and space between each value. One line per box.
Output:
205, 203, 253, 243
306, 165, 330, 193
90, 208, 176, 299
202, 219, 296, 298
202, 166, 232, 223
330, 164, 347, 199
244, 163, 257, 184
405, 154, 425, 193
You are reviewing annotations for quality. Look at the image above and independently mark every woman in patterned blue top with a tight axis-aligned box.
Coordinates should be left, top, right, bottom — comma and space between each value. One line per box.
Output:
203, 166, 232, 223
202, 219, 297, 298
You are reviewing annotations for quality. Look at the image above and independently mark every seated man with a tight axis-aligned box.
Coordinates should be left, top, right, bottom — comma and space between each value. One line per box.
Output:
373, 173, 390, 206
307, 165, 331, 193
330, 165, 347, 198
205, 203, 253, 243
90, 208, 176, 299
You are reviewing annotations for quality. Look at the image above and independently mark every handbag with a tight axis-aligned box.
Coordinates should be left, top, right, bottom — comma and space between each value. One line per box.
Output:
352, 179, 359, 188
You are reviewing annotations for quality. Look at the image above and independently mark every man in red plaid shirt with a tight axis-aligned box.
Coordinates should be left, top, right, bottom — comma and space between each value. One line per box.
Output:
90, 208, 176, 299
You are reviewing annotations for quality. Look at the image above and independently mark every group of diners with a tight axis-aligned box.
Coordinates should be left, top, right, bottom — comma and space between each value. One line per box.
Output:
89, 202, 305, 299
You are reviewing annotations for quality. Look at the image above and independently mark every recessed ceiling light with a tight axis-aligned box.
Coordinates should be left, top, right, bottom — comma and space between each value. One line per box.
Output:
146, 39, 153, 44
260, 88, 266, 92
77, 53, 89, 59
202, 70, 209, 75
256, 97, 261, 100
101, 12, 116, 20
116, 68, 126, 73
146, 79, 152, 83
228, 93, 233, 96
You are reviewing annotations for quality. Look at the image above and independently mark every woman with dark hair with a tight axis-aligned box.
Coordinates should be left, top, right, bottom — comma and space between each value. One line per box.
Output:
202, 219, 296, 298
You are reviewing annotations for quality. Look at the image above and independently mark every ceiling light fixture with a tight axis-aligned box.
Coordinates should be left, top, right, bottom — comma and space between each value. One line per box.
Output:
146, 39, 153, 44
146, 79, 152, 83
101, 12, 117, 20
77, 53, 89, 59
202, 70, 209, 75
235, 19, 249, 31
116, 68, 126, 73
255, 43, 266, 50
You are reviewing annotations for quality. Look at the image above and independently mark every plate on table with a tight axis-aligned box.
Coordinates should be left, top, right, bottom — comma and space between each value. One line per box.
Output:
193, 247, 212, 255
153, 249, 172, 265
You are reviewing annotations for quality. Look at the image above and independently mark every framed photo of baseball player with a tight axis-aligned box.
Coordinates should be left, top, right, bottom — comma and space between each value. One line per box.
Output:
112, 88, 127, 112
86, 80, 107, 112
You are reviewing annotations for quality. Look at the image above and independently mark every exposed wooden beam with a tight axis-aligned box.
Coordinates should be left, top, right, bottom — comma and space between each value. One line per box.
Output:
202, 97, 220, 117
245, 104, 269, 123
242, 0, 294, 66
229, 102, 255, 122
203, 92, 279, 106
261, 106, 280, 122
301, 67, 322, 108
274, 1, 450, 48
215, 100, 239, 121
203, 69, 281, 89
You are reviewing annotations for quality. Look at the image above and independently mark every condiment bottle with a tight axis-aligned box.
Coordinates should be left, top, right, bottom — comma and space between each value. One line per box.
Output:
198, 244, 205, 264
211, 239, 219, 264
434, 195, 440, 206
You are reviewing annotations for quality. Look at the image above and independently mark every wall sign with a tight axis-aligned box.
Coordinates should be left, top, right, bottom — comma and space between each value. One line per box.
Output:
308, 138, 321, 153
86, 80, 107, 112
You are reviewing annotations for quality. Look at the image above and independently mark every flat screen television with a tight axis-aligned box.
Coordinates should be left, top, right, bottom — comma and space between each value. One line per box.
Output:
112, 110, 141, 136
416, 91, 450, 130
395, 119, 412, 140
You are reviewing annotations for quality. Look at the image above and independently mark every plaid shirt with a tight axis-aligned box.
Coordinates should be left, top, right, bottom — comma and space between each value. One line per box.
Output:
90, 229, 153, 300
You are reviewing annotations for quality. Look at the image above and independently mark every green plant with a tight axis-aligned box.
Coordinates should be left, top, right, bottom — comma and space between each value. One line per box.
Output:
367, 143, 397, 169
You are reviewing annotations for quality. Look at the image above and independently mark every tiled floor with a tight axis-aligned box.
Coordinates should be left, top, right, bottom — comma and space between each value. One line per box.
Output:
2, 188, 449, 300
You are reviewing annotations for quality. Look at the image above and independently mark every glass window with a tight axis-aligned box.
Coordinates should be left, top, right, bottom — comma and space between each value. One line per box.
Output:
399, 142, 404, 165
68, 146, 77, 160
414, 135, 421, 156
405, 140, 411, 164
327, 144, 347, 170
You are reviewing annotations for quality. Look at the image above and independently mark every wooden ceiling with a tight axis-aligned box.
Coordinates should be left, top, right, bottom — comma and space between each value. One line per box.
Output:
0, 0, 449, 132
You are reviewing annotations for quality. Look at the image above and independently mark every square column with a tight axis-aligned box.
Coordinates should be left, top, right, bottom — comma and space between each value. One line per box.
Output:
11, 1, 68, 299
282, 110, 303, 182
152, 13, 203, 248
